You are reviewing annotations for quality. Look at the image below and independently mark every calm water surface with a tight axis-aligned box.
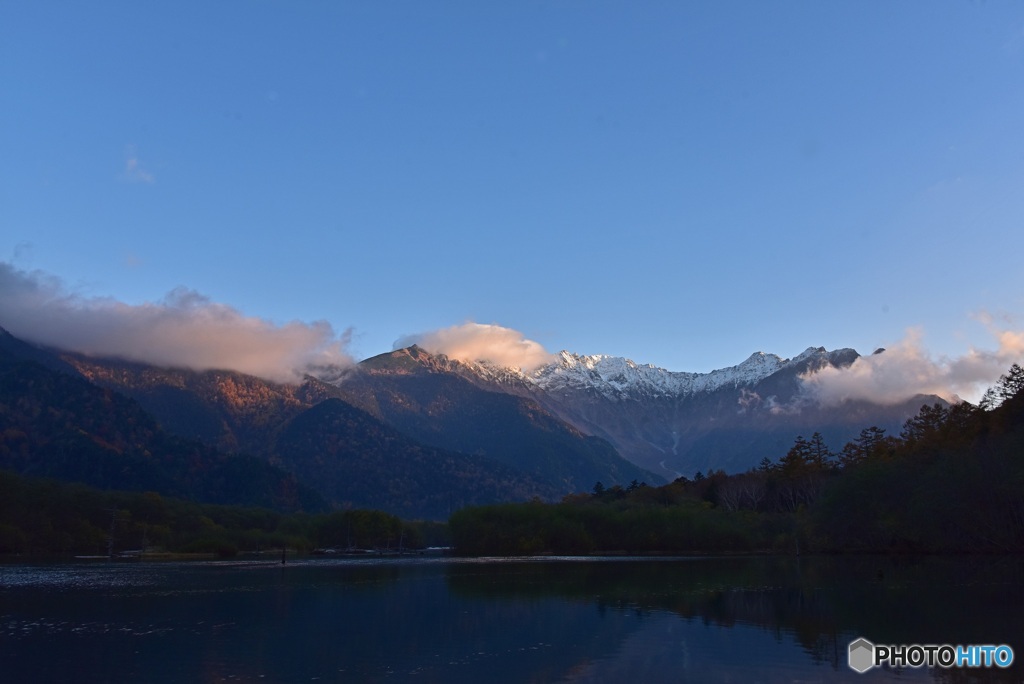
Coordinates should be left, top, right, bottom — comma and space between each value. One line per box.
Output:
1, 555, 1020, 683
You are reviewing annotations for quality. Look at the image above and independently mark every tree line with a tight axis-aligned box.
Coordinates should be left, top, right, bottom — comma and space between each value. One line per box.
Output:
0, 470, 449, 557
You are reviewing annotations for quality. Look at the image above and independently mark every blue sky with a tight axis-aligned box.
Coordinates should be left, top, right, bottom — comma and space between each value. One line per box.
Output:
2, 2, 1023, 385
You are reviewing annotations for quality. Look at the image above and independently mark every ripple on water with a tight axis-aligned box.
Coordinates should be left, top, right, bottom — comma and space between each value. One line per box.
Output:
0, 564, 164, 591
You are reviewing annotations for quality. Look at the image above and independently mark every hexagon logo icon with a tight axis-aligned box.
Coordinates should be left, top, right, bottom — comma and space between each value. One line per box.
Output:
848, 637, 875, 673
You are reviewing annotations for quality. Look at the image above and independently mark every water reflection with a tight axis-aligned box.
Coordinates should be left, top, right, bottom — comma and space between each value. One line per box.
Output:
0, 556, 1020, 683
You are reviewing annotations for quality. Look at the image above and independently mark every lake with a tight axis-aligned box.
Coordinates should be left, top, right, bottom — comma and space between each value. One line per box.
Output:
1, 555, 1020, 683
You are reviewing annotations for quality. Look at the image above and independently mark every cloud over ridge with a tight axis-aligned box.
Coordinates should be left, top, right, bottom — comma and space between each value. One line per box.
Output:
800, 325, 1024, 406
0, 262, 353, 383
4, 261, 1021, 402
394, 322, 556, 372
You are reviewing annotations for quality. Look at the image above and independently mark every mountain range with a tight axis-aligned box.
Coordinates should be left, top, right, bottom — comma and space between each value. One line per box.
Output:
1, 327, 647, 518
0, 325, 942, 518
367, 345, 941, 479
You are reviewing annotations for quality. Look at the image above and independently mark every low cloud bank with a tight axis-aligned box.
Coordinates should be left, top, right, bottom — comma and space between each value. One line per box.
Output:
0, 262, 353, 383
395, 322, 556, 372
800, 326, 1024, 406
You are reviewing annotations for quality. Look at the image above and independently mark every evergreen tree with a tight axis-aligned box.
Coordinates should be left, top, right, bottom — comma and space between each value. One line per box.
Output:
840, 426, 886, 467
779, 436, 812, 476
980, 364, 1024, 410
900, 403, 949, 443
807, 432, 834, 470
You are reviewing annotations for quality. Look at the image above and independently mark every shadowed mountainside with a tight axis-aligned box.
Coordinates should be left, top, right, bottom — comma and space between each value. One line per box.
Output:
333, 346, 659, 490
0, 328, 324, 512
63, 345, 656, 498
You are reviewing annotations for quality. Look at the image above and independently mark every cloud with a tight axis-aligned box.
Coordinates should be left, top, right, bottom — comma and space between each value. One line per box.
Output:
394, 322, 556, 372
800, 325, 1024, 407
122, 146, 154, 183
736, 388, 761, 413
0, 262, 353, 383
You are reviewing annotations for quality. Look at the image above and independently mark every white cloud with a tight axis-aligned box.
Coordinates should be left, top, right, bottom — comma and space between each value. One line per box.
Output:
0, 262, 352, 383
394, 322, 555, 372
122, 146, 154, 183
800, 325, 1024, 406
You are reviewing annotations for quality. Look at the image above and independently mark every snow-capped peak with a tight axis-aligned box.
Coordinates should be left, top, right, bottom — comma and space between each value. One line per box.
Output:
514, 347, 842, 400
392, 343, 854, 403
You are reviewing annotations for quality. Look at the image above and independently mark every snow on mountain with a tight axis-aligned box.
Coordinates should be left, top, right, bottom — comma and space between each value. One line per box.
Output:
346, 344, 915, 479
468, 346, 845, 401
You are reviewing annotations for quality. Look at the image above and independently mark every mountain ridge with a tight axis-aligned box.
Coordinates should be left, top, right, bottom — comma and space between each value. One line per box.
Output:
0, 328, 577, 517
3, 321, 947, 506
407, 344, 940, 478
32, 337, 651, 512
464, 345, 861, 400
0, 329, 326, 512
331, 347, 659, 490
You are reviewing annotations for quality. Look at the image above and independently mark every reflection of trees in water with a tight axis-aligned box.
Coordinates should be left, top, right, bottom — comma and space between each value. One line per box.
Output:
660, 586, 844, 668
448, 556, 1024, 677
